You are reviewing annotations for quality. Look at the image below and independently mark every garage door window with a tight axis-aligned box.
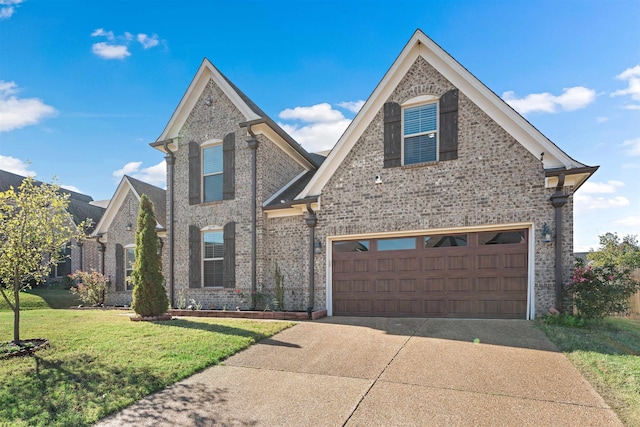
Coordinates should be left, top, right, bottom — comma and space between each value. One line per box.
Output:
424, 234, 467, 248
378, 237, 416, 251
479, 231, 526, 245
334, 240, 370, 252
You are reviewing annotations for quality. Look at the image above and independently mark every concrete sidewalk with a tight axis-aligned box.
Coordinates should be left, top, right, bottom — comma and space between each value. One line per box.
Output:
96, 318, 623, 426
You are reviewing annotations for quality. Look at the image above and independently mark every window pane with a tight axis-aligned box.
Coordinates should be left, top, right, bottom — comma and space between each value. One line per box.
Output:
405, 134, 437, 164
378, 238, 416, 251
203, 145, 223, 174
203, 231, 224, 259
204, 259, 223, 287
125, 248, 135, 270
479, 231, 526, 245
204, 174, 223, 202
334, 240, 370, 253
404, 104, 437, 135
424, 234, 468, 248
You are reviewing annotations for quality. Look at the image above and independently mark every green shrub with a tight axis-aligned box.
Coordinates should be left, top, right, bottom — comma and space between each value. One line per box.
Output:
569, 258, 640, 319
543, 313, 586, 328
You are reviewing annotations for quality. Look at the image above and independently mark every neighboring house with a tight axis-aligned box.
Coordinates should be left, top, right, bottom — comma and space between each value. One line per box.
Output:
91, 175, 167, 306
151, 29, 596, 319
0, 169, 106, 281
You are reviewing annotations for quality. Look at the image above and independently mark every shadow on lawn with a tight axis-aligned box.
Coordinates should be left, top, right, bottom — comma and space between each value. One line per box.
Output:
153, 318, 300, 349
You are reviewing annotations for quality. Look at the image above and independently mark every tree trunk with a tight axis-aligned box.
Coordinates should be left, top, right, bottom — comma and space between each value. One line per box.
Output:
13, 277, 20, 344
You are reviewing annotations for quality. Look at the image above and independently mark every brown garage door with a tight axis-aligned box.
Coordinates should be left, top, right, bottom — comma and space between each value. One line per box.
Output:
332, 229, 528, 319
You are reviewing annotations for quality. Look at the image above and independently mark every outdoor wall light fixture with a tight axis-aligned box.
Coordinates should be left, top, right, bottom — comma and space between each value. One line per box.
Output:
541, 222, 552, 243
314, 239, 322, 254
126, 221, 133, 232
375, 175, 382, 184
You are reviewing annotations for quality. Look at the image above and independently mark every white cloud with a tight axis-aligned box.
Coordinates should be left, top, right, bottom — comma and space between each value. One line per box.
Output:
91, 28, 162, 59
337, 100, 365, 114
579, 180, 624, 194
137, 33, 159, 49
112, 160, 166, 187
61, 184, 83, 193
0, 156, 36, 176
574, 193, 630, 210
280, 119, 351, 153
279, 103, 345, 123
502, 86, 596, 115
91, 28, 115, 41
612, 65, 640, 101
622, 104, 640, 110
92, 42, 130, 60
0, 80, 57, 132
621, 138, 640, 156
596, 116, 608, 123
614, 216, 640, 227
0, 0, 23, 20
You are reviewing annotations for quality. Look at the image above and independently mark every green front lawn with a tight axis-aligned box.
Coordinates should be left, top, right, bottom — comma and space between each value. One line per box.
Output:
0, 309, 294, 426
538, 317, 640, 426
0, 287, 81, 311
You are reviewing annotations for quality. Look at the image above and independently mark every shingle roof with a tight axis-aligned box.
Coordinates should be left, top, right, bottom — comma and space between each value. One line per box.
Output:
0, 169, 105, 233
125, 176, 167, 229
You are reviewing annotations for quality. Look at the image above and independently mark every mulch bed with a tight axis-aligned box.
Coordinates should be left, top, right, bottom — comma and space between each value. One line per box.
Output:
1, 338, 50, 359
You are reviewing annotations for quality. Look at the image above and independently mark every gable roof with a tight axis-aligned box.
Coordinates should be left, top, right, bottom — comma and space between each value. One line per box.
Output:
92, 176, 166, 236
0, 169, 105, 233
297, 29, 595, 199
153, 58, 318, 170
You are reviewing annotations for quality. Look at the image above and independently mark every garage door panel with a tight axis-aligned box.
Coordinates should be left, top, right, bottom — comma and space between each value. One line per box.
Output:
332, 229, 528, 318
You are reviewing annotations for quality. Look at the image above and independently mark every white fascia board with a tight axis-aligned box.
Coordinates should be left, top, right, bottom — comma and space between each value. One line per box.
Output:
264, 201, 319, 218
91, 178, 137, 236
157, 59, 261, 143
299, 30, 582, 198
252, 123, 316, 170
545, 172, 591, 189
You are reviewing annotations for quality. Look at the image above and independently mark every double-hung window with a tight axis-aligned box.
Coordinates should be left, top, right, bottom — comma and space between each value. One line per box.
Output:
403, 102, 438, 165
203, 231, 224, 287
202, 144, 223, 202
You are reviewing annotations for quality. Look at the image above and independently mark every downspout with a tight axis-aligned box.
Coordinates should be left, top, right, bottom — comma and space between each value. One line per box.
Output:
164, 140, 176, 308
304, 202, 317, 319
247, 126, 259, 309
550, 174, 568, 312
76, 241, 83, 271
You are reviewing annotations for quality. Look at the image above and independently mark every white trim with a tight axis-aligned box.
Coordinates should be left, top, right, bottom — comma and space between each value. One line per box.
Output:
157, 59, 261, 142
263, 170, 308, 207
402, 94, 439, 107
298, 30, 586, 199
264, 201, 320, 218
325, 222, 534, 319
200, 225, 223, 232
401, 101, 439, 165
200, 138, 223, 148
202, 228, 224, 288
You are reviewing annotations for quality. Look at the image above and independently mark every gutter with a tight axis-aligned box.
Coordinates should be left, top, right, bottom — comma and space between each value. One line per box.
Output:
95, 234, 106, 275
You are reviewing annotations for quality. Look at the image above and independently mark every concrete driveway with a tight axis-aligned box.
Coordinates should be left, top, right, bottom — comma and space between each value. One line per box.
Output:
97, 317, 622, 426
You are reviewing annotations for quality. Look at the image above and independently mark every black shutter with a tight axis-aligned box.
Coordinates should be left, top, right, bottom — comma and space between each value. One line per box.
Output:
188, 141, 201, 205
115, 243, 124, 291
439, 89, 459, 161
223, 132, 235, 200
223, 221, 235, 288
189, 225, 201, 288
383, 102, 402, 168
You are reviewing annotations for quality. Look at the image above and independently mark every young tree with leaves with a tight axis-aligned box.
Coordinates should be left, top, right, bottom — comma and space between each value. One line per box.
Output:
0, 178, 85, 344
131, 194, 168, 317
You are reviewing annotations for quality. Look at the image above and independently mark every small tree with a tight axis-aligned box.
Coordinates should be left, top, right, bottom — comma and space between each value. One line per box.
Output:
131, 194, 168, 317
0, 177, 85, 344
587, 233, 640, 270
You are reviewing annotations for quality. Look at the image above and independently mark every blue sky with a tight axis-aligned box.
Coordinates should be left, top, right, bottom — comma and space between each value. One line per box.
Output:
0, 0, 638, 251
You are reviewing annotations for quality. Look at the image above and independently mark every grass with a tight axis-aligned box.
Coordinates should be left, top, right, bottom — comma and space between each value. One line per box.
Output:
0, 287, 81, 311
0, 309, 294, 426
537, 317, 640, 426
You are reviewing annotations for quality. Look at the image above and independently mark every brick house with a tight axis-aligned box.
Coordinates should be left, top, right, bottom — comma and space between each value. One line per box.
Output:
151, 30, 596, 319
0, 169, 106, 281
91, 175, 167, 306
